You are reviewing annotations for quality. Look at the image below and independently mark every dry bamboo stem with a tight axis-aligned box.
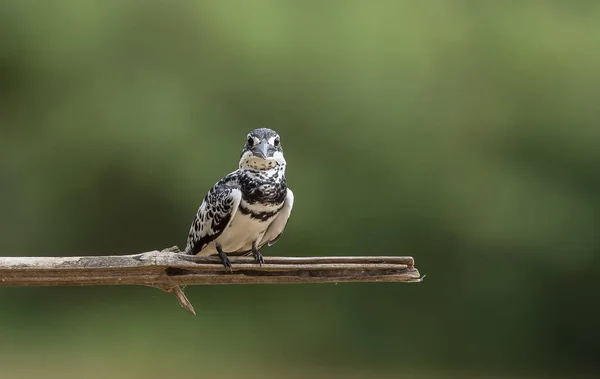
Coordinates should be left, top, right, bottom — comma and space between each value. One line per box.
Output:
0, 247, 423, 315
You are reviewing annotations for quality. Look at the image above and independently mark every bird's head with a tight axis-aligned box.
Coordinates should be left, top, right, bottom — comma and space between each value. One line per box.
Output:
239, 128, 285, 170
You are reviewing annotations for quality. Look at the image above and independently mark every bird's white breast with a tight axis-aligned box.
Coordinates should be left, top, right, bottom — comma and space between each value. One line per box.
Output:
198, 206, 277, 256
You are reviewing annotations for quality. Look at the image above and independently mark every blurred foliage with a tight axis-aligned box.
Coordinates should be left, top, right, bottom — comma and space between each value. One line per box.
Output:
1, 1, 599, 378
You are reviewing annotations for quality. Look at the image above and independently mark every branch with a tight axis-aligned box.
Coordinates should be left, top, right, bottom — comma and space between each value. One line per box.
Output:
0, 247, 423, 315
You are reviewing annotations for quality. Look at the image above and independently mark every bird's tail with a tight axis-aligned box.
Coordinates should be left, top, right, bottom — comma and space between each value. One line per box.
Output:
162, 245, 183, 254
181, 243, 193, 254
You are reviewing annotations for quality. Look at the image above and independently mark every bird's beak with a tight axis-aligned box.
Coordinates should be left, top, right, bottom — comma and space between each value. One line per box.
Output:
253, 139, 269, 159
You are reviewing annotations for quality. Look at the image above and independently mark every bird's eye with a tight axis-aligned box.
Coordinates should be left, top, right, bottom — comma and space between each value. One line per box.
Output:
274, 138, 280, 147
247, 137, 254, 146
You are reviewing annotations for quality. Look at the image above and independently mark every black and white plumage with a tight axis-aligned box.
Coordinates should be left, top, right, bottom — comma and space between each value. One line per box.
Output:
184, 128, 294, 269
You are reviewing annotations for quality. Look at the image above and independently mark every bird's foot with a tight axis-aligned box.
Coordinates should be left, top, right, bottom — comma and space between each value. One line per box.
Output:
253, 250, 265, 265
216, 246, 233, 273
221, 256, 233, 273
251, 242, 264, 266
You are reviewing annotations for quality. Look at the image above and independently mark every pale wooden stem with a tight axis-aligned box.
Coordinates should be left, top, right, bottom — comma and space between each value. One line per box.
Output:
0, 247, 423, 315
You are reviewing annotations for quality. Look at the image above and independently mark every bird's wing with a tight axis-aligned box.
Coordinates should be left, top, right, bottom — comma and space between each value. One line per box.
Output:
185, 180, 242, 255
259, 188, 294, 247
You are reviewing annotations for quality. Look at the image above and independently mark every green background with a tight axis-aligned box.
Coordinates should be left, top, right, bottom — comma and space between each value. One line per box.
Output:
1, 1, 599, 378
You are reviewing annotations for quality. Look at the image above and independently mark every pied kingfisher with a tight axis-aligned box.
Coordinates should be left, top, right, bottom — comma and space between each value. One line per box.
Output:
184, 128, 294, 269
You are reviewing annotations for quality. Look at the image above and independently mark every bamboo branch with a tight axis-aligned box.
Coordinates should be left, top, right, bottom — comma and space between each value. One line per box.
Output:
0, 247, 423, 315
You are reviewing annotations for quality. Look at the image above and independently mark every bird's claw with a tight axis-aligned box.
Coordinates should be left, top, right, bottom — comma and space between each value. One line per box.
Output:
251, 241, 264, 266
221, 256, 233, 273
254, 252, 264, 266
217, 247, 233, 273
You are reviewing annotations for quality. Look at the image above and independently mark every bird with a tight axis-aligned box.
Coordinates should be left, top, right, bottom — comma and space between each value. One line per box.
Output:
184, 128, 294, 270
